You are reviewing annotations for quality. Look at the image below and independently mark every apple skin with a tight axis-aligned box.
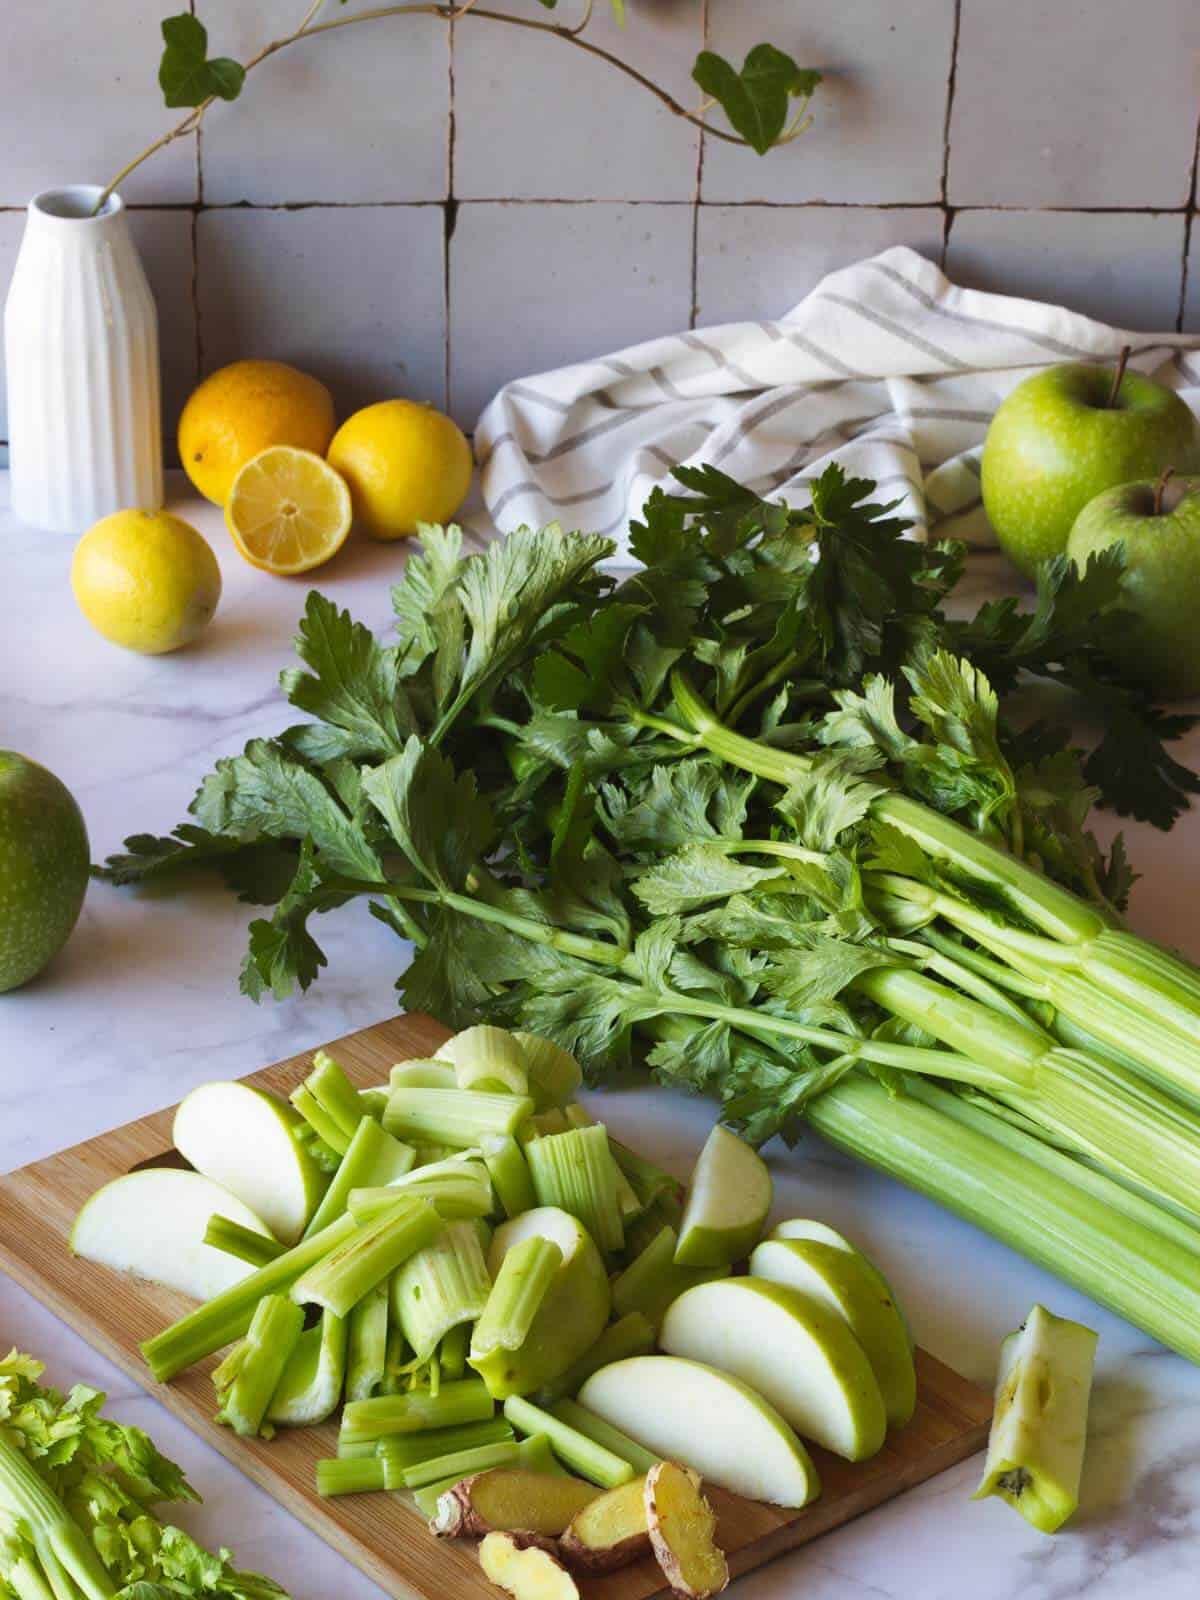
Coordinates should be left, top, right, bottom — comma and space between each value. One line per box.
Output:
981, 364, 1200, 577
1067, 476, 1200, 698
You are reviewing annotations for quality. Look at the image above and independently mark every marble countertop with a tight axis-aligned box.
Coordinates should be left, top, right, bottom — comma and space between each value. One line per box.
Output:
3, 471, 1200, 1599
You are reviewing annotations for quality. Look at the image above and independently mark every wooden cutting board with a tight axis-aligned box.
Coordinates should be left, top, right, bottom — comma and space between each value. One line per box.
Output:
0, 1012, 992, 1600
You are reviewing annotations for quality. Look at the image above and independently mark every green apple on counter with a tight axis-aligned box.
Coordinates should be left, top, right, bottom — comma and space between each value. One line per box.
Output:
769, 1219, 913, 1351
1067, 471, 1200, 698
658, 1277, 887, 1462
750, 1238, 916, 1427
674, 1123, 771, 1267
174, 1080, 330, 1246
578, 1355, 819, 1507
981, 351, 1200, 576
0, 752, 89, 993
71, 1169, 275, 1300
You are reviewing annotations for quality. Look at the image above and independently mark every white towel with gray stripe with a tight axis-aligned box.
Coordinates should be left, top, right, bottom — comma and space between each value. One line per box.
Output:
474, 245, 1200, 560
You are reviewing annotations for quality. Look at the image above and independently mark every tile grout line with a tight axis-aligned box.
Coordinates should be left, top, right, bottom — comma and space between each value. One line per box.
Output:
444, 13, 457, 416
188, 0, 204, 387
688, 0, 709, 330
939, 0, 963, 266
6, 200, 1198, 216
1176, 119, 1200, 333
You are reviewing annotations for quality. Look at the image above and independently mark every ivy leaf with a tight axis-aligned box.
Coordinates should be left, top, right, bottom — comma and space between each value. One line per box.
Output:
692, 45, 821, 155
159, 14, 245, 109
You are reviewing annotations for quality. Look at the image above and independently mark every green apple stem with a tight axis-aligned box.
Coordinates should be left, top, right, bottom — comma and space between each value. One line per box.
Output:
1154, 466, 1175, 516
1106, 344, 1131, 408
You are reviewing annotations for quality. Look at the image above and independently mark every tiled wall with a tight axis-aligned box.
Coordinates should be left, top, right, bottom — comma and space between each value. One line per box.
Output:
2, 0, 1199, 463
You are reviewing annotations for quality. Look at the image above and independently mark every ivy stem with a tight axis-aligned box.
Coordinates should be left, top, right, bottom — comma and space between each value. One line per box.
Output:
1106, 344, 1131, 408
96, 0, 762, 212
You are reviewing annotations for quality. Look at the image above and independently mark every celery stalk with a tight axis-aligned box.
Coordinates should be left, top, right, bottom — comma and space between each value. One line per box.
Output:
525, 1125, 624, 1253
525, 1108, 570, 1139
503, 1395, 633, 1488
346, 1282, 389, 1402
549, 1398, 660, 1475
0, 1434, 116, 1600
623, 1191, 685, 1259
301, 1051, 369, 1142
142, 1210, 360, 1381
412, 1472, 469, 1517
376, 1418, 515, 1476
391, 1219, 493, 1360
214, 1294, 304, 1437
291, 1086, 353, 1158
316, 1457, 387, 1497
292, 1198, 442, 1319
340, 1378, 494, 1448
471, 1236, 563, 1363
443, 1026, 530, 1095
348, 1158, 492, 1222
390, 1060, 458, 1091
204, 1214, 286, 1269
481, 1134, 538, 1218
303, 1115, 416, 1240
610, 1225, 729, 1328
534, 1312, 656, 1405
268, 1308, 347, 1426
563, 1107, 641, 1218
384, 1087, 534, 1148
516, 1431, 570, 1477
399, 1440, 522, 1490
513, 1033, 583, 1109
439, 1321, 470, 1381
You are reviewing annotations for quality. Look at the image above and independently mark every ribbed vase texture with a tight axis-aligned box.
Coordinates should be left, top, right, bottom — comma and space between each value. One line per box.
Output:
5, 185, 163, 534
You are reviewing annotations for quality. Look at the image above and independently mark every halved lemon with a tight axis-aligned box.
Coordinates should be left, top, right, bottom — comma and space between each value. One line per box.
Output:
225, 445, 352, 575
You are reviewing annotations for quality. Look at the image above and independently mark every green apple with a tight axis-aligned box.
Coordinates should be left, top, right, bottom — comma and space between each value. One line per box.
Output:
1067, 473, 1200, 697
70, 1168, 274, 1300
173, 1080, 329, 1245
471, 1205, 610, 1398
750, 1238, 915, 1427
659, 1278, 887, 1462
674, 1123, 771, 1268
981, 358, 1200, 576
974, 1303, 1097, 1534
578, 1355, 819, 1507
0, 752, 89, 992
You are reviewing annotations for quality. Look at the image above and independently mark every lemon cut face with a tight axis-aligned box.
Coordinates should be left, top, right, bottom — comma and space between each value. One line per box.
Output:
225, 446, 353, 575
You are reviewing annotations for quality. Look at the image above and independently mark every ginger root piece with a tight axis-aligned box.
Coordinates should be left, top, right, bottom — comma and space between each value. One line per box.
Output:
559, 1474, 651, 1572
479, 1531, 580, 1600
644, 1461, 729, 1600
432, 1468, 600, 1539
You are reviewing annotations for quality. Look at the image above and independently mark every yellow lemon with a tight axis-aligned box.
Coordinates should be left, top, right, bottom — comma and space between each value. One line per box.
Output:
225, 446, 352, 576
71, 509, 221, 655
327, 398, 472, 541
178, 359, 336, 506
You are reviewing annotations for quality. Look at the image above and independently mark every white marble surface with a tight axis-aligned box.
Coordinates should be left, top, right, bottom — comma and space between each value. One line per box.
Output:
3, 470, 1200, 1598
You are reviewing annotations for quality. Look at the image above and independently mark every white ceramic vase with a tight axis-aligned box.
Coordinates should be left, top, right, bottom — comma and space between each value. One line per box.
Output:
5, 185, 163, 534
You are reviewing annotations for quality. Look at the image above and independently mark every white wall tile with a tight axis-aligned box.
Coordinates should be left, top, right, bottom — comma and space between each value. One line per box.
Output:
196, 206, 446, 419
202, 3, 449, 204
696, 205, 943, 325
701, 0, 955, 204
949, 0, 1200, 207
454, 0, 700, 201
946, 210, 1187, 333
449, 202, 693, 427
0, 0, 196, 204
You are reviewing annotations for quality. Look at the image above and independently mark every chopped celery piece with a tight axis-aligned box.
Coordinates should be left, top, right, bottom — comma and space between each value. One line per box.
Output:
412, 1142, 462, 1167
517, 1431, 570, 1477
534, 1312, 656, 1405
443, 1026, 530, 1095
301, 1051, 369, 1143
376, 1418, 515, 1476
526, 1125, 624, 1253
623, 1191, 685, 1260
525, 1108, 571, 1140
390, 1060, 458, 1090
562, 1108, 641, 1218
346, 1282, 389, 1402
611, 1225, 729, 1329
142, 1210, 360, 1382
292, 1197, 441, 1319
440, 1321, 470, 1381
384, 1087, 534, 1148
303, 1115, 416, 1240
609, 1137, 684, 1212
471, 1236, 563, 1361
268, 1308, 347, 1427
549, 1398, 660, 1475
400, 1439, 522, 1490
204, 1213, 287, 1269
380, 1324, 410, 1395
503, 1395, 633, 1488
340, 1378, 494, 1448
392, 1218, 493, 1360
513, 1032, 583, 1110
359, 1086, 389, 1121
294, 1120, 341, 1174
291, 1086, 353, 1158
349, 1158, 492, 1222
481, 1134, 538, 1219
214, 1294, 304, 1438
317, 1457, 387, 1497
411, 1472, 467, 1517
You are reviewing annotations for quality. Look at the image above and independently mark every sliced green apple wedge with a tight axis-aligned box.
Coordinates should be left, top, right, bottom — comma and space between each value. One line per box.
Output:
770, 1218, 913, 1351
70, 1169, 274, 1301
674, 1124, 771, 1268
750, 1238, 915, 1427
174, 1080, 329, 1245
659, 1278, 886, 1462
578, 1356, 818, 1508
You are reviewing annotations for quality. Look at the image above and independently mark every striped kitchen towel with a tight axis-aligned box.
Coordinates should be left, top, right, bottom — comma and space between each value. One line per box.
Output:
475, 246, 1200, 561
